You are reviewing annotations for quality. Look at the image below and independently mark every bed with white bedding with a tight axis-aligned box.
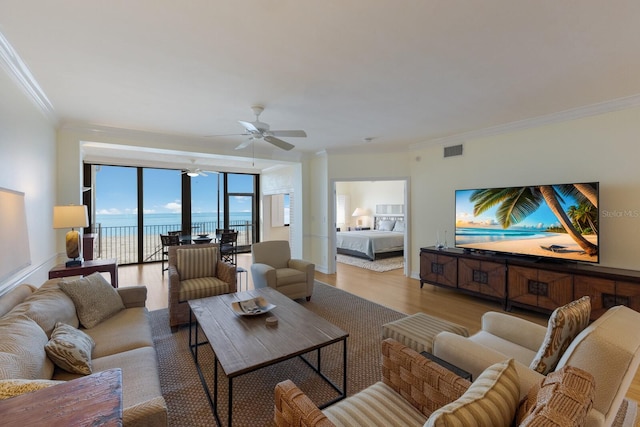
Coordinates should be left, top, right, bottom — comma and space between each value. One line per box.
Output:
336, 216, 404, 260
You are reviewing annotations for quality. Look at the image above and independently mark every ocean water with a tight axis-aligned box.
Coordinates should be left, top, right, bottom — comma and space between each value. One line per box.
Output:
455, 227, 550, 245
95, 212, 252, 229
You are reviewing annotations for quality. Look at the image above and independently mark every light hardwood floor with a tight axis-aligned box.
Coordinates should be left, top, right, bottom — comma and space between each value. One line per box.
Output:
117, 253, 640, 412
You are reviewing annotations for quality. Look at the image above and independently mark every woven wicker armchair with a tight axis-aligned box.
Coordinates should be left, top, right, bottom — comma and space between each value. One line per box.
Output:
168, 243, 236, 331
274, 338, 471, 426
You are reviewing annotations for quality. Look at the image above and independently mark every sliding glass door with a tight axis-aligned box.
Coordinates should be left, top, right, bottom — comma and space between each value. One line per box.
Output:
87, 164, 259, 264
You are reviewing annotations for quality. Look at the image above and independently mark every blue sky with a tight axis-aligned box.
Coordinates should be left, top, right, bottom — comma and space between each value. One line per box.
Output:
455, 187, 579, 229
95, 166, 254, 215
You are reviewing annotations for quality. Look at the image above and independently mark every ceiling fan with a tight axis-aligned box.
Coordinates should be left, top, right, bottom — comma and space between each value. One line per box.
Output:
227, 105, 307, 151
182, 160, 208, 177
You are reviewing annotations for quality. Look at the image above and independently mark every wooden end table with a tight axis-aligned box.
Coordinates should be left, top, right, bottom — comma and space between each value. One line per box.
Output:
0, 368, 123, 426
49, 258, 119, 287
420, 351, 473, 381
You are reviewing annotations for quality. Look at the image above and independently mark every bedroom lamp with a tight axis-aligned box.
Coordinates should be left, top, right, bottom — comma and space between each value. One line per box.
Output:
53, 205, 89, 267
352, 207, 368, 227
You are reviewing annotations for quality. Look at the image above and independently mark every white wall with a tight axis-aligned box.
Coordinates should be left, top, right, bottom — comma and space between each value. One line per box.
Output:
410, 106, 640, 273
260, 164, 296, 247
336, 180, 404, 228
0, 69, 58, 292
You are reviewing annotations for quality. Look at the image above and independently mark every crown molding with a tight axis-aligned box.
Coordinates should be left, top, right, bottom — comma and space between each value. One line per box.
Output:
410, 93, 640, 150
0, 31, 57, 123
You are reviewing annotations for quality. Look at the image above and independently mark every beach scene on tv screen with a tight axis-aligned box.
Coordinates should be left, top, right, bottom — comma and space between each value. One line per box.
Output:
455, 183, 599, 263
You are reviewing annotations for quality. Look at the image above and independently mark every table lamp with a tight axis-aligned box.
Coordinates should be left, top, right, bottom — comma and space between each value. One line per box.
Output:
53, 205, 89, 267
352, 207, 368, 227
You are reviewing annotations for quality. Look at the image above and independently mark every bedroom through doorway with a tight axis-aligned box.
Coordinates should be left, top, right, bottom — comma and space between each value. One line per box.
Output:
331, 179, 408, 275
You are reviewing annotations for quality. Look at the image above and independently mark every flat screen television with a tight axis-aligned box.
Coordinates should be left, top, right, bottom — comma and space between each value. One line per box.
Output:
455, 182, 599, 263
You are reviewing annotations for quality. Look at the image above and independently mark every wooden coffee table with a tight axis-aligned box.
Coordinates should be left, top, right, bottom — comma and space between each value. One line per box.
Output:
188, 287, 348, 426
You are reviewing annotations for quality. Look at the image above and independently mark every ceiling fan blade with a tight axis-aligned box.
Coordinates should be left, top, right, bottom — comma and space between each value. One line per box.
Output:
270, 130, 307, 138
264, 135, 295, 151
204, 133, 248, 138
238, 120, 259, 133
235, 138, 253, 150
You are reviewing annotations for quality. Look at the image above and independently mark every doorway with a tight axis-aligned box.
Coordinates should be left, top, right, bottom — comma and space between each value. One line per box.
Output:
330, 179, 409, 275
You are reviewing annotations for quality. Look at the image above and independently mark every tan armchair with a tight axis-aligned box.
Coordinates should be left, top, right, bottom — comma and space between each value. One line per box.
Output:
274, 339, 471, 426
274, 339, 596, 427
168, 243, 236, 331
250, 240, 314, 301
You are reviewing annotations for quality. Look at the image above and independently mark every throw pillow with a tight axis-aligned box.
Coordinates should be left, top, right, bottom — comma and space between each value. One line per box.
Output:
0, 314, 54, 380
176, 246, 218, 280
59, 272, 125, 329
529, 296, 591, 375
425, 359, 519, 427
0, 378, 64, 400
45, 322, 96, 375
517, 365, 595, 426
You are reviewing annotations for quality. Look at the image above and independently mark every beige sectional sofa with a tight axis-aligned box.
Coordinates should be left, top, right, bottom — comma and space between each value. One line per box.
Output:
0, 275, 167, 426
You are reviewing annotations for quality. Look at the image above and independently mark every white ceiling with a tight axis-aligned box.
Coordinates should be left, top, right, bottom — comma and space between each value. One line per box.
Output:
2, 1, 640, 171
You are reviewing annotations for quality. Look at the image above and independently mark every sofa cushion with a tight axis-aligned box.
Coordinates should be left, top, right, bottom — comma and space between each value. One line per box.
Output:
275, 268, 307, 287
517, 365, 595, 426
425, 359, 519, 427
0, 284, 34, 317
45, 322, 95, 375
176, 246, 218, 280
84, 307, 153, 359
0, 378, 64, 400
323, 381, 428, 426
0, 314, 54, 380
59, 272, 125, 329
178, 277, 230, 302
11, 282, 79, 336
53, 346, 163, 410
530, 296, 591, 375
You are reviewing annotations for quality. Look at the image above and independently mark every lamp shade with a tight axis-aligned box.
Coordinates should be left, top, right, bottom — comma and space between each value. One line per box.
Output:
352, 207, 368, 217
53, 205, 89, 229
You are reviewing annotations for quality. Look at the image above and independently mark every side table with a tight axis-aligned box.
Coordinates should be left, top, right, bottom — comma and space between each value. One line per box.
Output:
420, 351, 472, 381
49, 258, 119, 287
0, 368, 122, 426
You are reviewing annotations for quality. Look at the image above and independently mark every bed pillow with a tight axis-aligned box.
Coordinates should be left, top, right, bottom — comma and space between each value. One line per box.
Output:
378, 220, 396, 231
392, 220, 405, 232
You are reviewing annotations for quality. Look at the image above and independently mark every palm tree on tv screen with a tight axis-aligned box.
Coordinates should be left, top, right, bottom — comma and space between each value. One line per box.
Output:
470, 184, 598, 256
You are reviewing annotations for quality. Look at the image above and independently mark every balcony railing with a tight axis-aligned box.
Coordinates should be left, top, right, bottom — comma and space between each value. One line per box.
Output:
94, 221, 254, 265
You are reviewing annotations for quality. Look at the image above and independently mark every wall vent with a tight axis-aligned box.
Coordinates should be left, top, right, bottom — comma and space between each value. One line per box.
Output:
444, 144, 463, 158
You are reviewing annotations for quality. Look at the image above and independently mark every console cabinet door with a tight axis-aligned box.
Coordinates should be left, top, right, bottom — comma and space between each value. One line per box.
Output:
574, 276, 615, 320
458, 258, 506, 298
575, 275, 640, 320
508, 266, 573, 311
420, 251, 457, 288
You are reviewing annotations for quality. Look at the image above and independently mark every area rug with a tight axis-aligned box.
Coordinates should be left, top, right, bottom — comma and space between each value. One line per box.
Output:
150, 282, 638, 427
150, 281, 405, 426
336, 254, 404, 272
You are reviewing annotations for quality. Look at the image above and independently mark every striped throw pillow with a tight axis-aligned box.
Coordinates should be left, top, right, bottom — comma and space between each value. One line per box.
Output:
425, 359, 519, 427
177, 247, 218, 280
530, 296, 591, 375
